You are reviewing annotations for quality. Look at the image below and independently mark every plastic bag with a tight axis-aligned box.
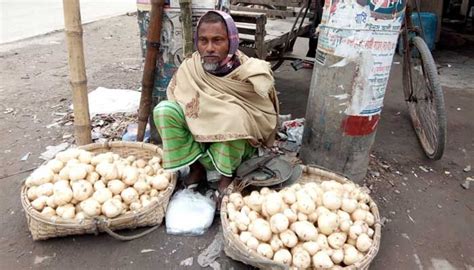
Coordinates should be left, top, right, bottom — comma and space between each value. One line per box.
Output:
287, 125, 304, 145
165, 189, 216, 236
122, 123, 151, 142
281, 118, 305, 145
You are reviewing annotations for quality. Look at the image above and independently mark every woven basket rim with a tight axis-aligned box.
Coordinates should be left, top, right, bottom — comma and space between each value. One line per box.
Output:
21, 141, 175, 231
221, 164, 382, 270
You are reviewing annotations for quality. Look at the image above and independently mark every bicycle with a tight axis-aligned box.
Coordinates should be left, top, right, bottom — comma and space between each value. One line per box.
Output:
401, 2, 447, 160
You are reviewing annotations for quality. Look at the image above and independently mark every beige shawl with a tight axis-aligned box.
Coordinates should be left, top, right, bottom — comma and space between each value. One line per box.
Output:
167, 51, 279, 147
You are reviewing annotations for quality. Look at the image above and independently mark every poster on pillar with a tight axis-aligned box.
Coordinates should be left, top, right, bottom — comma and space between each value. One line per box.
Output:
317, 0, 405, 117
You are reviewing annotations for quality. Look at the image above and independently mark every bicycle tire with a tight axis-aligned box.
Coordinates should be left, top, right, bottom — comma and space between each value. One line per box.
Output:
402, 36, 447, 160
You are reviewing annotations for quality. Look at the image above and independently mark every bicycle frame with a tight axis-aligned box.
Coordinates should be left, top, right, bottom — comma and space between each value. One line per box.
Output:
401, 6, 415, 102
401, 5, 425, 103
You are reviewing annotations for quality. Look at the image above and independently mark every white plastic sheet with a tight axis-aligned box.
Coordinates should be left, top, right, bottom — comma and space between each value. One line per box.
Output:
70, 87, 141, 118
165, 189, 216, 236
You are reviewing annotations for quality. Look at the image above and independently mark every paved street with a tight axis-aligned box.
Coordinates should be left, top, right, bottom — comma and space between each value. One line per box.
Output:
0, 0, 136, 43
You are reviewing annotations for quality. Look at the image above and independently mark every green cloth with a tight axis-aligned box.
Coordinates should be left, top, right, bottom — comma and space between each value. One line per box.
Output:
154, 101, 256, 177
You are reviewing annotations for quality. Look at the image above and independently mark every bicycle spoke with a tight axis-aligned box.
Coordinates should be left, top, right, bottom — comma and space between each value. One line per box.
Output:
419, 101, 438, 146
408, 53, 442, 155
414, 81, 439, 154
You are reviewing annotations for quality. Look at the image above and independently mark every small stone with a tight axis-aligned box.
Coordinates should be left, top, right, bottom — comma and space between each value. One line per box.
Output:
461, 181, 470, 189
444, 171, 451, 175
370, 171, 380, 177
437, 204, 442, 209
461, 177, 473, 190
419, 166, 429, 173
464, 165, 471, 172
381, 217, 392, 226
394, 189, 401, 194
180, 257, 194, 267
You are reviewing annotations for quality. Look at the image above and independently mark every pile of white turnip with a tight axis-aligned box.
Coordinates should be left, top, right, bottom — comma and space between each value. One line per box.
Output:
226, 181, 377, 269
25, 148, 172, 222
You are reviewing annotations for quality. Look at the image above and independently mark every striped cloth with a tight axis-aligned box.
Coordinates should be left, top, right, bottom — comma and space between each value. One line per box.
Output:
154, 100, 256, 177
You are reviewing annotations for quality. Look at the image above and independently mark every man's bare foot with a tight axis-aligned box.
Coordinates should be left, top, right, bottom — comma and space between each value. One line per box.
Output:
184, 162, 206, 188
218, 175, 233, 194
214, 175, 233, 211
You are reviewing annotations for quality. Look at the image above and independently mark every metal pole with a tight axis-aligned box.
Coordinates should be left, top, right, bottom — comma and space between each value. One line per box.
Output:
62, 0, 92, 145
300, 0, 407, 182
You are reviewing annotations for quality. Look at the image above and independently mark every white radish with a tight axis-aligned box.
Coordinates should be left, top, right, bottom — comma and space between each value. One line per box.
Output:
121, 187, 139, 204
273, 249, 292, 266
256, 243, 273, 259
270, 213, 289, 233
280, 230, 298, 248
292, 249, 311, 269
312, 250, 334, 268
80, 198, 101, 217
102, 199, 123, 218
356, 233, 373, 252
328, 232, 348, 249
71, 180, 93, 201
92, 188, 113, 204
250, 218, 272, 242
317, 211, 339, 235
323, 191, 342, 210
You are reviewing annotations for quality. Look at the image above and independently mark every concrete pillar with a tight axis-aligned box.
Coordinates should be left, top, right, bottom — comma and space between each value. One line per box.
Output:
300, 0, 406, 182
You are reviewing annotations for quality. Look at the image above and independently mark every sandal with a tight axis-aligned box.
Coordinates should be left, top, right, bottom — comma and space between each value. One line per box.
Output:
184, 183, 199, 191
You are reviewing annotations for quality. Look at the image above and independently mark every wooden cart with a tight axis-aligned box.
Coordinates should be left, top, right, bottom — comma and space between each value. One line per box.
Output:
230, 0, 315, 70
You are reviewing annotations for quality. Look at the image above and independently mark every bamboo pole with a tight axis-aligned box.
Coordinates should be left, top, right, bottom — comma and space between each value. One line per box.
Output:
62, 0, 92, 145
179, 0, 193, 58
137, 0, 166, 142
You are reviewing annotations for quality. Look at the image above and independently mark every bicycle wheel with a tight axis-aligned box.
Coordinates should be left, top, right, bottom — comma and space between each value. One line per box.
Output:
402, 36, 447, 160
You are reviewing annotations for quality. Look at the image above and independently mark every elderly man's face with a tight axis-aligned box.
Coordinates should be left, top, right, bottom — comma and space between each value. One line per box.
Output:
197, 22, 229, 72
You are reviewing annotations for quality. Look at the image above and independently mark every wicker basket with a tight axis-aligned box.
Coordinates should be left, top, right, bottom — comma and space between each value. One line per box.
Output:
21, 141, 177, 241
221, 165, 382, 270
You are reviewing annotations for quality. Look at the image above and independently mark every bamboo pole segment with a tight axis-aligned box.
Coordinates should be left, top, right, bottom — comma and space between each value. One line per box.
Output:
137, 0, 166, 142
62, 0, 92, 145
179, 0, 193, 58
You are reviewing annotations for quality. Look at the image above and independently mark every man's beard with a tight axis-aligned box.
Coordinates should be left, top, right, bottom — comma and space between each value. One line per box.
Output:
202, 61, 219, 72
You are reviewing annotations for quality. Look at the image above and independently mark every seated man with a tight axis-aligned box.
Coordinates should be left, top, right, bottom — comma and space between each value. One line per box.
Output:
153, 10, 278, 204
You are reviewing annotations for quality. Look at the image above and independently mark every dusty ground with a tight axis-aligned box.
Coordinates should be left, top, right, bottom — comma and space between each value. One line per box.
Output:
0, 14, 473, 270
